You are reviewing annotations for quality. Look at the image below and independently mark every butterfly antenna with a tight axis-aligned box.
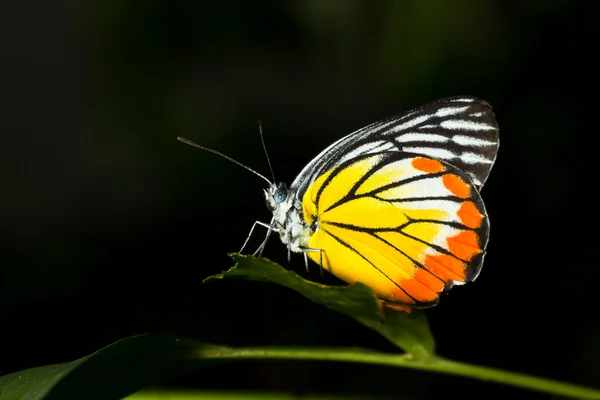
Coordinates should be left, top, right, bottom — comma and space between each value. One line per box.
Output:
177, 137, 272, 185
258, 121, 277, 183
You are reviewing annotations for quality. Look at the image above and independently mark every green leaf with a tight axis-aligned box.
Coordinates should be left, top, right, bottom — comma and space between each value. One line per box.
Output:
204, 254, 435, 357
2, 334, 600, 399
0, 334, 225, 400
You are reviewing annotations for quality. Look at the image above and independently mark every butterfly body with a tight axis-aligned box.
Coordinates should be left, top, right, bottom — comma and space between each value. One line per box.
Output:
264, 184, 313, 253
262, 96, 498, 309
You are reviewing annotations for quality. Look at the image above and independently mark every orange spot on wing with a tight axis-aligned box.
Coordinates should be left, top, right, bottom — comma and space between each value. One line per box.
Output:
400, 268, 443, 303
457, 201, 484, 229
411, 157, 444, 173
442, 174, 470, 198
389, 286, 415, 305
447, 231, 482, 261
424, 254, 467, 283
415, 268, 445, 293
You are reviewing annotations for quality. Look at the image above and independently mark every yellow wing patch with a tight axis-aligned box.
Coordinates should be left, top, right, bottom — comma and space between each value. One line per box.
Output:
302, 153, 488, 308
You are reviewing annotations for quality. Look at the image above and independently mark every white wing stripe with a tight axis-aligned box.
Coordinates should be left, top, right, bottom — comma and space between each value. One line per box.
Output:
435, 106, 470, 117
452, 135, 497, 146
386, 114, 431, 134
440, 119, 496, 131
450, 97, 475, 103
338, 141, 387, 163
460, 152, 494, 164
395, 133, 449, 143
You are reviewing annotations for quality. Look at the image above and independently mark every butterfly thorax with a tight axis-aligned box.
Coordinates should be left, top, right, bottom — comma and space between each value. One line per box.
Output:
264, 183, 314, 253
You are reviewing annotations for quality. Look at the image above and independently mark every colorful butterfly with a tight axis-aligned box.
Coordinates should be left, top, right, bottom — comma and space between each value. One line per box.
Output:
179, 96, 499, 311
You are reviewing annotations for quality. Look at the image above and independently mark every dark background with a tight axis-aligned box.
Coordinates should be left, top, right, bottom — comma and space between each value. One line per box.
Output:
1, 1, 597, 399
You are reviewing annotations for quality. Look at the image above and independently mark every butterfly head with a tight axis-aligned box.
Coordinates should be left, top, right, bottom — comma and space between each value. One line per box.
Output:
264, 183, 290, 211
264, 182, 311, 251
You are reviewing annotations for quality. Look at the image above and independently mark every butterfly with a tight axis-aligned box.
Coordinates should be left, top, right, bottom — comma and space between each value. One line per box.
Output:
179, 96, 499, 311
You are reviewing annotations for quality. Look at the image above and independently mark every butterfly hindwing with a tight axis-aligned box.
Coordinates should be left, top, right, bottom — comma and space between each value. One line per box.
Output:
301, 152, 489, 308
291, 96, 499, 199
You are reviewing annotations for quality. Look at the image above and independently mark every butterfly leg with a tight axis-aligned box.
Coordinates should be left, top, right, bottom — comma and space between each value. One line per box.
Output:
256, 223, 278, 257
301, 247, 324, 277
255, 216, 279, 256
239, 219, 276, 254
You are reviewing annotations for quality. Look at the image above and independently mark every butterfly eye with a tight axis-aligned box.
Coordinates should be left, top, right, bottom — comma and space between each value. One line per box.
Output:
273, 187, 288, 204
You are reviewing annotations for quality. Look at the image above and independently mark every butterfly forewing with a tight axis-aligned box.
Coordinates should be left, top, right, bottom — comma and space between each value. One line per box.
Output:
301, 152, 489, 308
291, 96, 499, 198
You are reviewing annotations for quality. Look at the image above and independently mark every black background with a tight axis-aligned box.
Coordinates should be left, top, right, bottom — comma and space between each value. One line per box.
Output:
1, 1, 597, 399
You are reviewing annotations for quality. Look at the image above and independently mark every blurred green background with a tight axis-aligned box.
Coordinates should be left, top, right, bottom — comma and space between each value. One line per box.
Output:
1, 1, 597, 399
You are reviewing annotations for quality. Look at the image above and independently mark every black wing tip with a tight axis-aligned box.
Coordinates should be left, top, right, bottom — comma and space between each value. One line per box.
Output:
465, 250, 487, 283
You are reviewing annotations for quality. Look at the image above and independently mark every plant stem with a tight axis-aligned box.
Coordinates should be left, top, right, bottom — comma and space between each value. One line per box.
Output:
199, 346, 600, 399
